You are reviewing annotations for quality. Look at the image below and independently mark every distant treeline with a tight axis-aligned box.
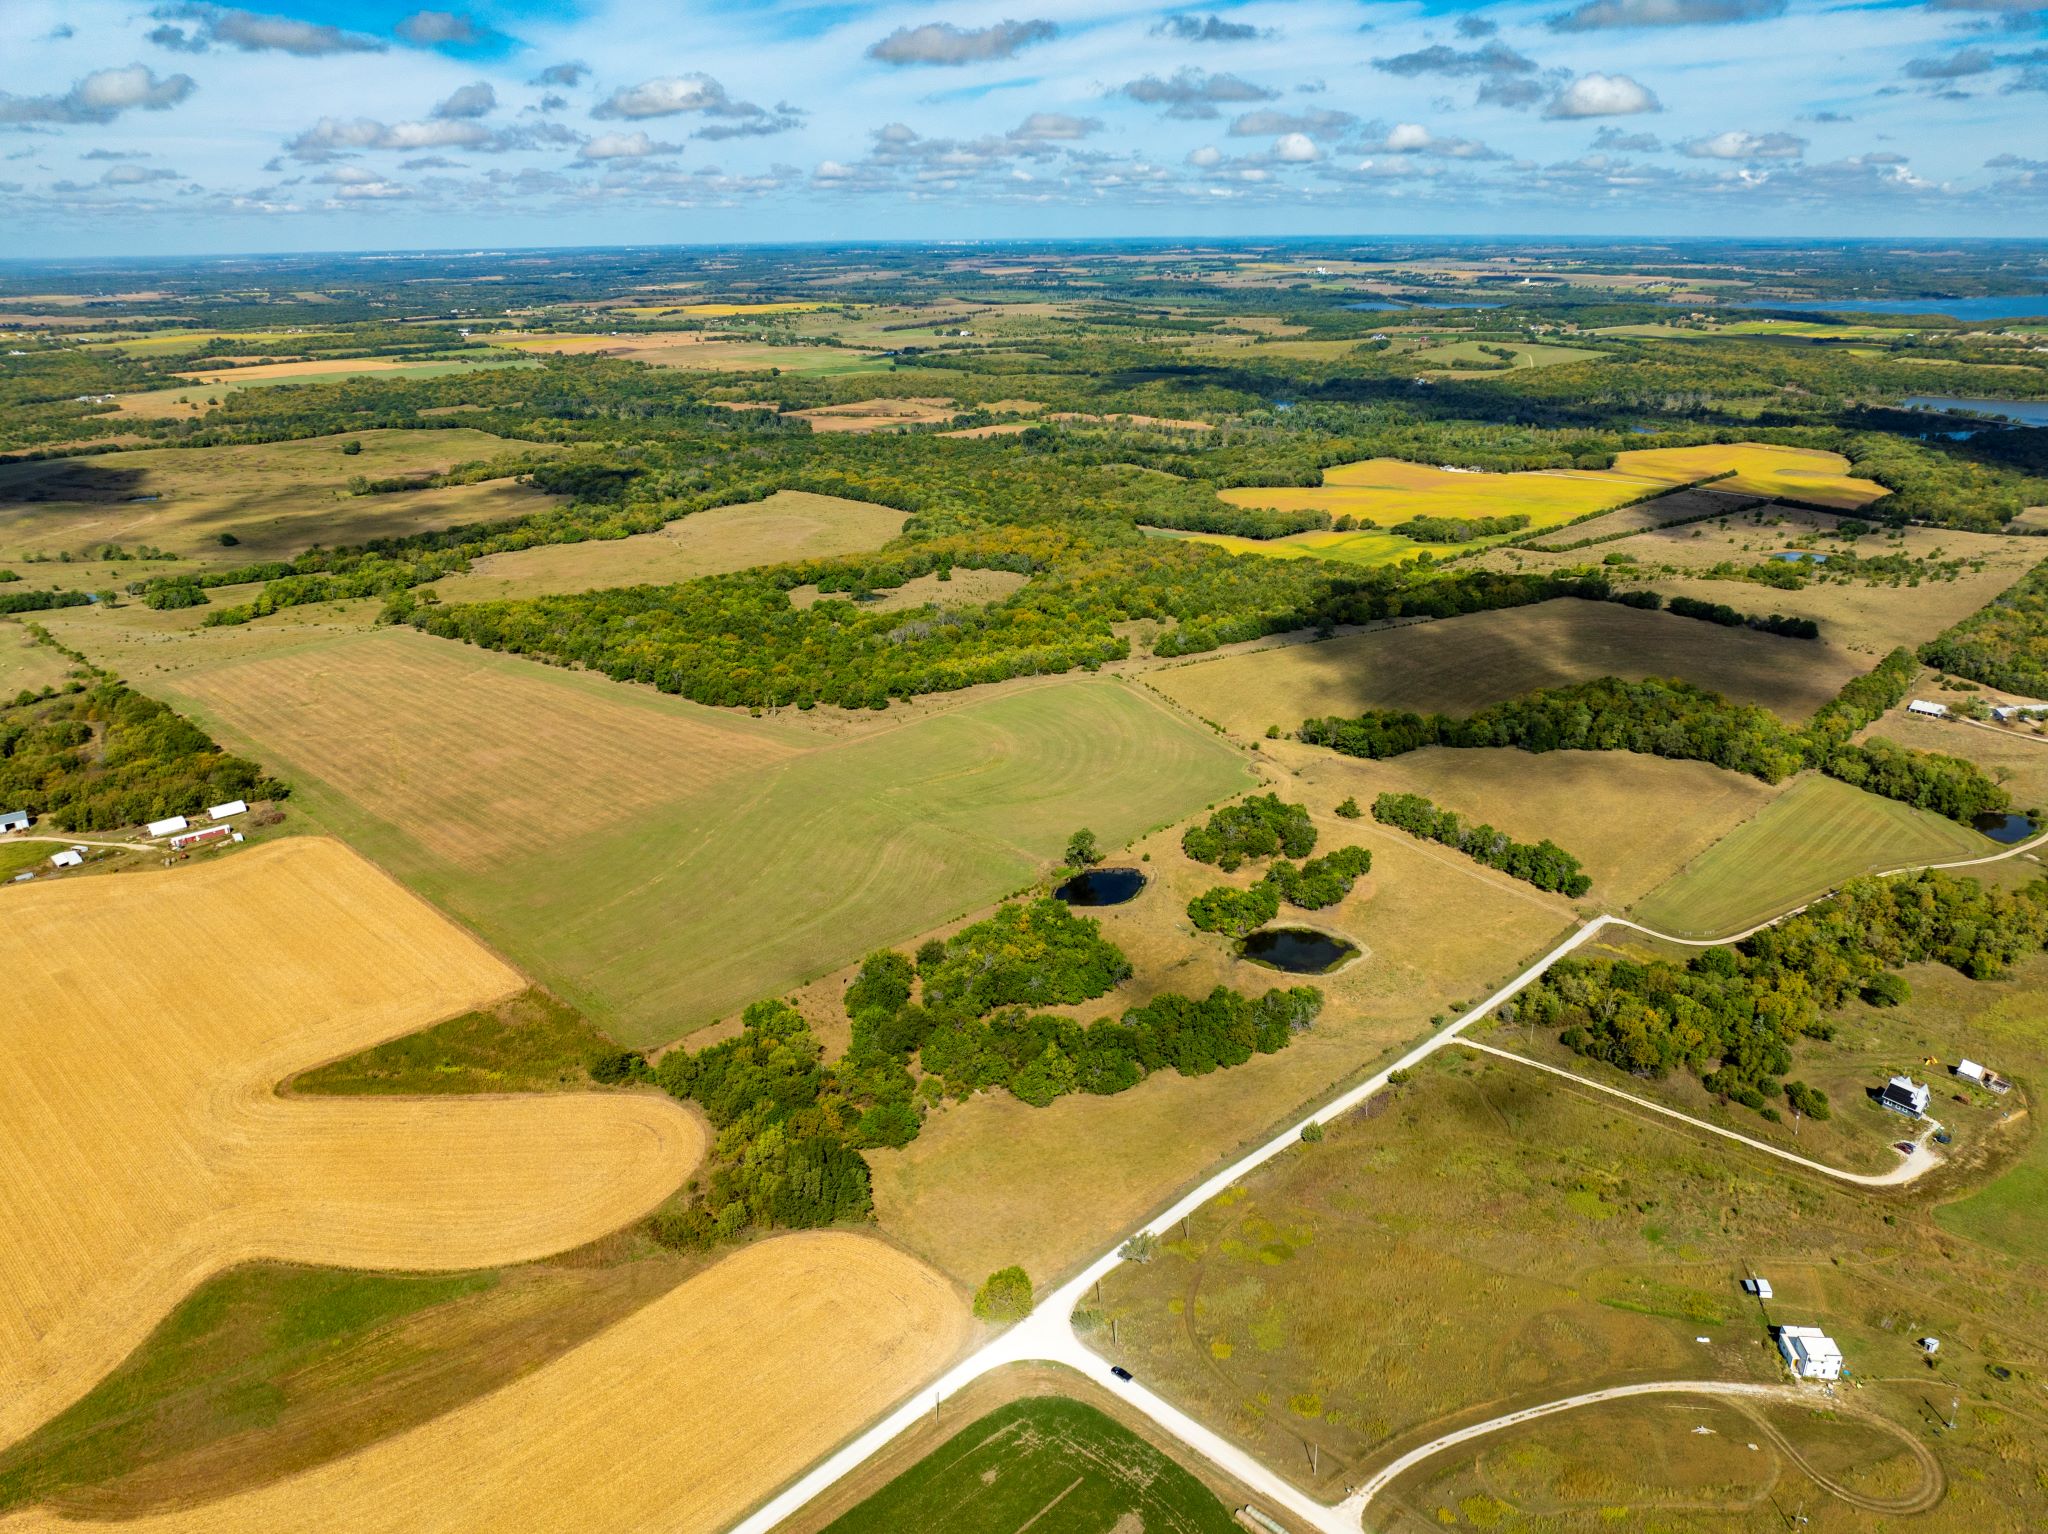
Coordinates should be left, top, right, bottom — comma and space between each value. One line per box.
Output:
1918, 556, 2048, 698
1301, 648, 2007, 824
0, 590, 92, 617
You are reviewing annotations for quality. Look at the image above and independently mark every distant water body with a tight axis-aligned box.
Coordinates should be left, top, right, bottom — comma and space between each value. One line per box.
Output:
1731, 296, 2048, 321
1345, 299, 1504, 311
1902, 396, 2048, 428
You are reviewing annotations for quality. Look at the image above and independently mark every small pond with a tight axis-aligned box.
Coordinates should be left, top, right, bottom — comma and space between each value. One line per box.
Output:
1240, 927, 1358, 974
1974, 811, 2038, 845
1053, 866, 1147, 906
1771, 550, 1828, 563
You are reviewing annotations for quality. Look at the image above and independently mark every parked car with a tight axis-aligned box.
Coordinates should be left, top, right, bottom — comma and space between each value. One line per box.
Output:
1110, 1365, 1133, 1382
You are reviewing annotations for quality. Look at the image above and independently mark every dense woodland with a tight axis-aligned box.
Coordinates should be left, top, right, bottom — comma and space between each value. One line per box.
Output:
1919, 556, 2048, 698
1518, 870, 2048, 1114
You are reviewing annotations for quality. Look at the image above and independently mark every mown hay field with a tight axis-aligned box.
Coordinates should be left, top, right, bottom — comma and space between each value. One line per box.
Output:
0, 430, 557, 564
0, 837, 703, 1446
0, 1234, 965, 1534
163, 633, 1256, 1043
820, 1395, 1240, 1534
426, 491, 909, 603
791, 397, 958, 432
1629, 774, 1986, 937
1149, 599, 1865, 738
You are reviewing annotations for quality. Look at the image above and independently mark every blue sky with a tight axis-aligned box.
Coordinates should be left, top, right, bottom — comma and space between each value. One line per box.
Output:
1, 0, 2044, 255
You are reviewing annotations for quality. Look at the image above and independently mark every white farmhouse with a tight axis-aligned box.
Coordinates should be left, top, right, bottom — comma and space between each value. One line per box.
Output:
1880, 1075, 1931, 1117
1776, 1326, 1844, 1381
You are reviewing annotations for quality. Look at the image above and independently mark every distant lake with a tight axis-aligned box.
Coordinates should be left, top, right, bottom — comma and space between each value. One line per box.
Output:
1903, 395, 2048, 428
1772, 550, 1829, 563
1731, 296, 2048, 321
1346, 299, 1504, 311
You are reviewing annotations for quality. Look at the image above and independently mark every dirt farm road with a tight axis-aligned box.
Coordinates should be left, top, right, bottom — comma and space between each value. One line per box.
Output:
731, 835, 2041, 1534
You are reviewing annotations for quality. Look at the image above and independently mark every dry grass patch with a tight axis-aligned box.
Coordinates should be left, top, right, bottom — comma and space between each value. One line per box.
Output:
427, 491, 909, 603
791, 397, 958, 432
167, 628, 804, 871
0, 836, 703, 1445
1150, 600, 1863, 737
172, 357, 524, 385
0, 1234, 965, 1534
788, 566, 1028, 612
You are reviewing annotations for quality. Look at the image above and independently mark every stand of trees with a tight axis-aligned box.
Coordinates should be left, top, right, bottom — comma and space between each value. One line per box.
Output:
1918, 557, 2048, 698
0, 680, 286, 831
1372, 792, 1592, 895
1302, 650, 2008, 824
1518, 870, 2048, 1113
1182, 794, 1317, 870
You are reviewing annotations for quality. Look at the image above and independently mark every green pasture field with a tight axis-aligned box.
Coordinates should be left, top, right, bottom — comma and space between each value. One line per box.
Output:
1094, 1049, 2048, 1525
821, 1396, 1240, 1534
1409, 339, 1605, 369
0, 429, 558, 565
1630, 774, 1986, 938
163, 631, 1256, 1045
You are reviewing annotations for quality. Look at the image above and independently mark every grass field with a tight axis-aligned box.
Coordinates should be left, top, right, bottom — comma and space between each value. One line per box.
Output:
821, 1395, 1240, 1534
504, 331, 889, 376
172, 356, 532, 386
792, 396, 958, 431
1408, 339, 1605, 370
1145, 524, 1470, 571
163, 634, 1255, 1043
426, 491, 908, 603
0, 836, 702, 1446
1868, 703, 2048, 816
1093, 1049, 2048, 1524
0, 620, 79, 696
1630, 774, 1987, 937
1149, 600, 1864, 738
0, 430, 557, 564
0, 1233, 967, 1534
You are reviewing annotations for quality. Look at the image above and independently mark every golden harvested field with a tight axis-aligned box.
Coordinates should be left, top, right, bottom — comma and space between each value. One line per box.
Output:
503, 331, 887, 376
168, 631, 805, 871
0, 430, 557, 564
0, 837, 704, 1446
1615, 442, 1889, 508
1217, 443, 1886, 537
788, 567, 1028, 612
0, 1234, 965, 1534
1220, 456, 1663, 531
792, 397, 958, 432
1150, 600, 1865, 737
172, 356, 526, 385
426, 491, 909, 603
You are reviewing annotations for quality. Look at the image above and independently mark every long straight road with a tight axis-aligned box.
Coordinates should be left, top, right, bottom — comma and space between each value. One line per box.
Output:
731, 829, 2046, 1534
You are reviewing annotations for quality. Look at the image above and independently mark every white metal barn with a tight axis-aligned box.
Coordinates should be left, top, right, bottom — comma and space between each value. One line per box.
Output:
1955, 1059, 1987, 1083
145, 815, 190, 838
48, 849, 83, 869
1776, 1326, 1844, 1381
206, 800, 249, 821
0, 809, 30, 833
1906, 700, 1948, 719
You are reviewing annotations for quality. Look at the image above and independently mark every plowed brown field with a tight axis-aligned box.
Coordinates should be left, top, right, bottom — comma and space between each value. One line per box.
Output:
0, 1233, 966, 1534
0, 837, 704, 1445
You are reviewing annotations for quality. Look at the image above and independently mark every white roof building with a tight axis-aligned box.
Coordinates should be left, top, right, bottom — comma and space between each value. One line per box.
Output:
0, 809, 30, 833
1955, 1059, 1986, 1083
1907, 700, 1948, 718
48, 849, 83, 868
1777, 1326, 1844, 1381
1743, 1277, 1774, 1299
206, 800, 249, 821
1881, 1075, 1931, 1117
144, 815, 190, 838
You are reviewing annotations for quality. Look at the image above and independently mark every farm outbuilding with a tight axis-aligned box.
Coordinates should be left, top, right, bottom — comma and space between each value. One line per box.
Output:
1881, 1075, 1931, 1117
48, 850, 83, 869
206, 800, 249, 821
1743, 1277, 1774, 1299
1776, 1325, 1845, 1381
145, 815, 190, 838
1906, 700, 1948, 719
0, 810, 30, 834
1955, 1059, 1986, 1083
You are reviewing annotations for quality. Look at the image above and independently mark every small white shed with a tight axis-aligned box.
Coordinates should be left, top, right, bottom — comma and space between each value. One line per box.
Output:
1955, 1059, 1987, 1083
145, 815, 190, 838
48, 849, 83, 868
206, 799, 249, 821
1743, 1277, 1774, 1300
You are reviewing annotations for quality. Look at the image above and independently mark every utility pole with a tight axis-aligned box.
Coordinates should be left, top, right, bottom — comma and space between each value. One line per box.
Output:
1948, 1395, 1959, 1431
1309, 1441, 1319, 1477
